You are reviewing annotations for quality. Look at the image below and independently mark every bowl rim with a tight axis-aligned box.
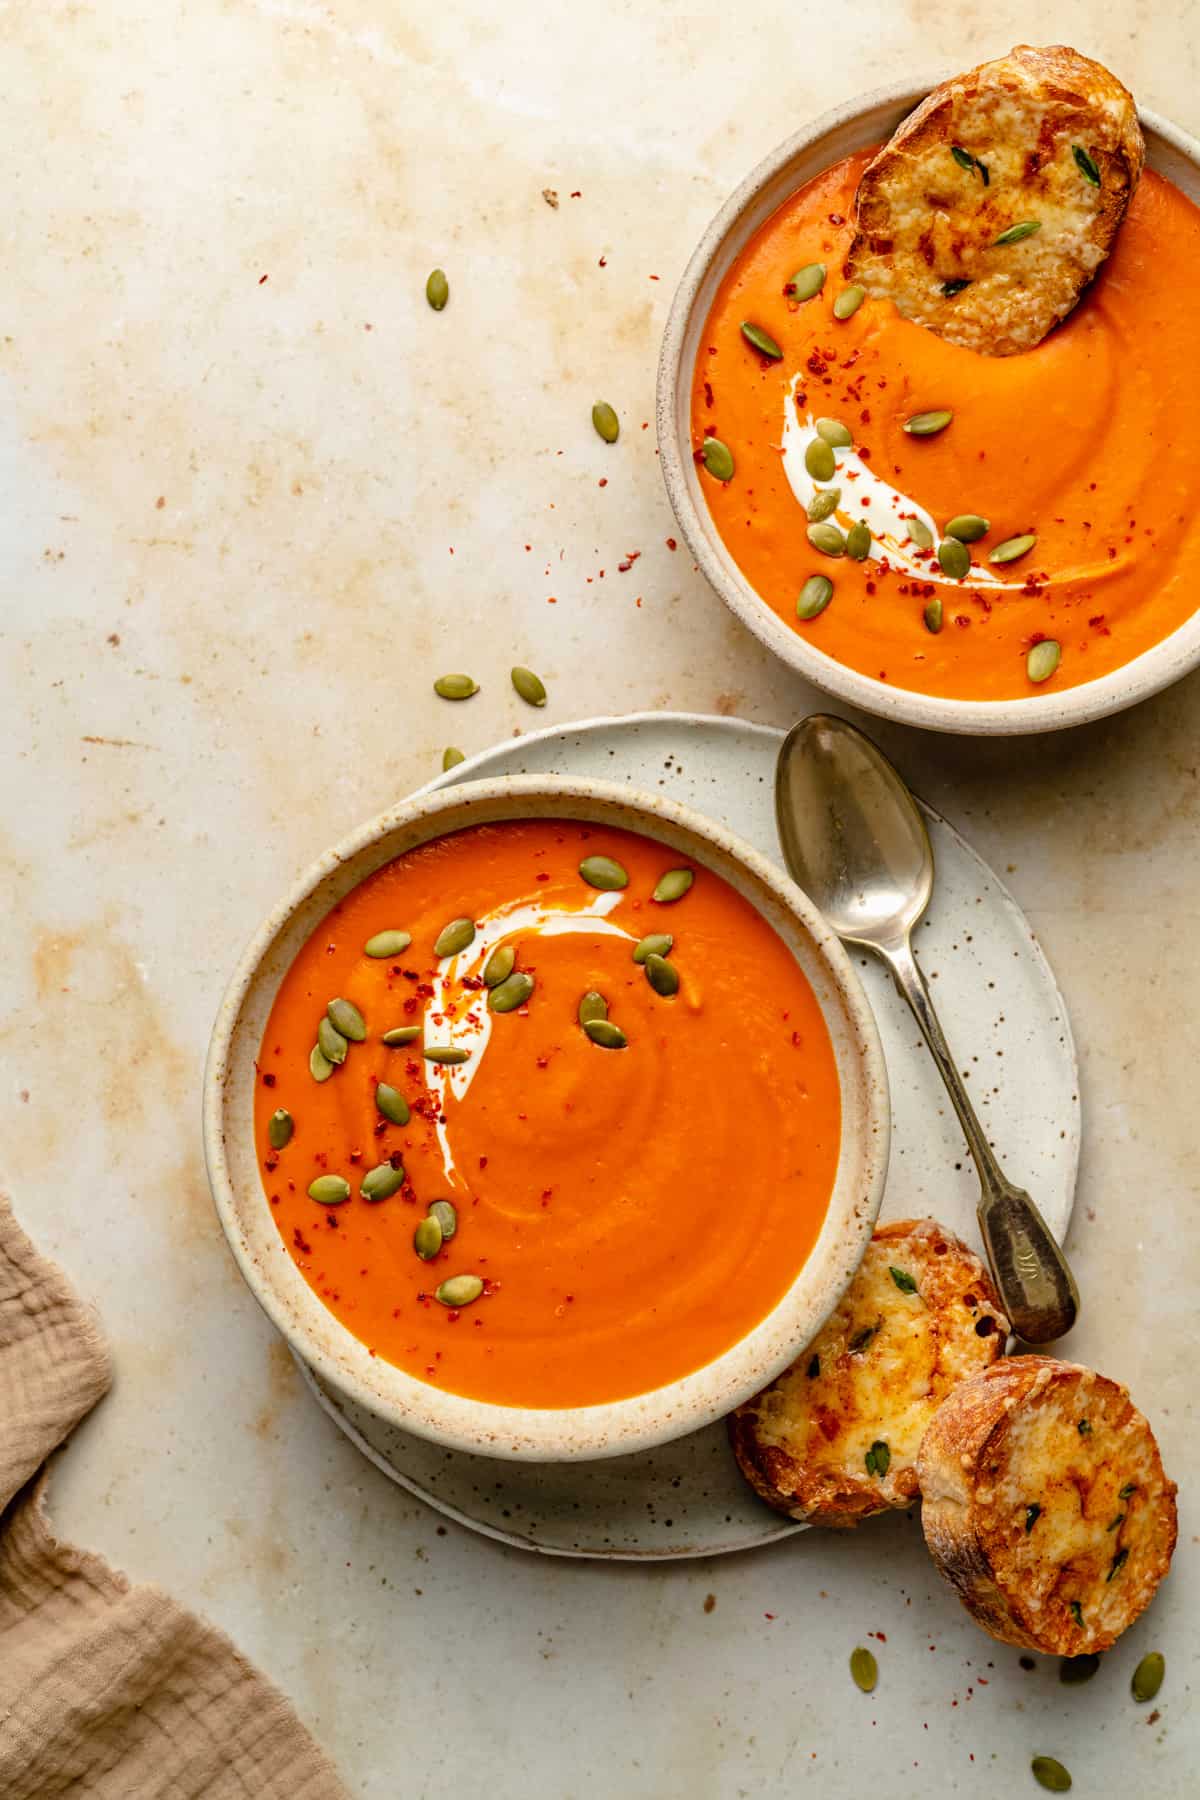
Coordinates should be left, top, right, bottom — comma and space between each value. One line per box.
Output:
203, 773, 890, 1462
657, 78, 1200, 737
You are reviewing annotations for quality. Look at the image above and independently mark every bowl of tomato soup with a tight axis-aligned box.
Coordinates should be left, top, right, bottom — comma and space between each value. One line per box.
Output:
205, 777, 888, 1461
658, 82, 1200, 733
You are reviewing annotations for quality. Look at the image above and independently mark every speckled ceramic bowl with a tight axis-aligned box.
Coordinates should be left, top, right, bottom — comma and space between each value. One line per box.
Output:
204, 775, 889, 1461
657, 80, 1200, 736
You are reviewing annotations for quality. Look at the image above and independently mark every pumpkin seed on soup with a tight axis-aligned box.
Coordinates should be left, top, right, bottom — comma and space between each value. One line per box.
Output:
701, 437, 735, 482
488, 970, 535, 1013
907, 516, 934, 549
904, 410, 952, 436
849, 1647, 877, 1693
578, 990, 608, 1026
1027, 639, 1061, 683
632, 933, 673, 964
797, 575, 833, 620
511, 666, 547, 707
579, 854, 628, 890
787, 262, 825, 301
845, 521, 871, 561
364, 929, 411, 959
740, 320, 783, 360
375, 1082, 410, 1126
483, 945, 515, 987
923, 598, 944, 634
832, 285, 865, 320
382, 1025, 421, 1046
436, 1274, 484, 1308
433, 673, 478, 700
309, 1043, 334, 1082
434, 916, 476, 958
414, 1216, 443, 1261
361, 1162, 406, 1202
424, 1045, 471, 1064
816, 417, 853, 448
944, 514, 989, 543
584, 1018, 627, 1049
317, 1016, 348, 1065
806, 487, 840, 522
804, 438, 836, 482
428, 1199, 458, 1240
807, 521, 845, 557
938, 537, 971, 579
308, 1174, 350, 1206
644, 953, 679, 997
327, 997, 366, 1042
592, 401, 620, 443
990, 533, 1037, 564
267, 1108, 294, 1150
653, 868, 693, 903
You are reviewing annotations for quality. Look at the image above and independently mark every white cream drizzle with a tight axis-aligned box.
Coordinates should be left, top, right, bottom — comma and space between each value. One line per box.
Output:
780, 373, 999, 588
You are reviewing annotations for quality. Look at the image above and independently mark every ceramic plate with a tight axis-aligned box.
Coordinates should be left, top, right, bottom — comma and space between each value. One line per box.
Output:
296, 711, 1079, 1559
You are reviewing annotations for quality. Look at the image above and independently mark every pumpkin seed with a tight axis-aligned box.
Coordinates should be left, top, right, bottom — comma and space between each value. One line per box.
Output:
632, 933, 673, 964
426, 268, 449, 311
414, 1216, 443, 1261
904, 410, 952, 436
1073, 144, 1101, 187
592, 401, 620, 443
428, 1199, 458, 1240
424, 1045, 471, 1064
489, 970, 535, 1013
443, 746, 466, 771
361, 1162, 405, 1202
308, 1174, 350, 1206
804, 437, 836, 481
889, 1266, 917, 1294
584, 1018, 627, 1049
833, 285, 865, 320
511, 666, 547, 707
309, 1043, 334, 1082
1031, 1757, 1072, 1793
945, 514, 990, 543
787, 262, 825, 301
923, 598, 944, 634
268, 1108, 294, 1150
845, 521, 872, 561
653, 867, 694, 903
1131, 1652, 1164, 1704
434, 916, 476, 958
807, 521, 845, 558
382, 1025, 421, 1046
797, 575, 834, 620
740, 320, 783, 360
1060, 1654, 1100, 1685
433, 673, 479, 701
849, 1647, 877, 1693
579, 854, 628, 891
938, 537, 971, 579
907, 516, 934, 549
364, 929, 412, 959
864, 1439, 891, 1477
578, 991, 608, 1026
375, 1082, 410, 1126
483, 945, 515, 987
807, 487, 841, 522
701, 436, 735, 482
436, 1274, 484, 1308
317, 1016, 349, 1065
816, 417, 853, 448
1027, 640, 1061, 684
644, 953, 679, 997
995, 220, 1042, 245
327, 997, 366, 1042
990, 533, 1037, 564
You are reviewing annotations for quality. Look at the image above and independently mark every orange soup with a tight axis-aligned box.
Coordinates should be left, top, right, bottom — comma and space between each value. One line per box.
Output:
691, 153, 1200, 700
254, 820, 841, 1409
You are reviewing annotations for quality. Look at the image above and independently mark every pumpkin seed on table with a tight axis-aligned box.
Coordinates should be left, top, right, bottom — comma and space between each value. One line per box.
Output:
428, 1199, 458, 1240
1131, 1652, 1164, 1703
1073, 144, 1101, 187
361, 1162, 406, 1202
309, 1043, 334, 1083
804, 437, 836, 481
424, 1045, 471, 1064
578, 990, 608, 1026
1059, 1654, 1100, 1684
740, 320, 783, 360
944, 514, 990, 543
787, 262, 825, 301
489, 970, 535, 1013
308, 1174, 350, 1206
267, 1108, 293, 1150
317, 1016, 349, 1065
483, 945, 515, 987
907, 516, 934, 549
644, 953, 680, 997
923, 598, 944, 634
327, 997, 366, 1042
414, 1216, 443, 1261
849, 1647, 877, 1693
364, 929, 411, 959
579, 854, 628, 890
632, 933, 672, 964
938, 537, 972, 579
1031, 1757, 1072, 1793
700, 437, 735, 481
434, 916, 476, 958
592, 401, 620, 443
653, 868, 693, 903
807, 487, 840, 522
807, 521, 845, 557
375, 1082, 410, 1126
833, 285, 865, 320
816, 417, 853, 448
425, 268, 449, 311
382, 1024, 421, 1046
991, 533, 1037, 564
904, 409, 952, 436
442, 746, 466, 771
511, 666, 547, 707
434, 673, 479, 700
1027, 639, 1062, 683
584, 1018, 627, 1049
995, 220, 1042, 245
797, 575, 833, 620
845, 521, 872, 561
436, 1273, 484, 1308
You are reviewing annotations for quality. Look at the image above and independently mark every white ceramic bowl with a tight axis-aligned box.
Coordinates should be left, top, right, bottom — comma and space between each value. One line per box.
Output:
204, 775, 889, 1461
657, 81, 1200, 736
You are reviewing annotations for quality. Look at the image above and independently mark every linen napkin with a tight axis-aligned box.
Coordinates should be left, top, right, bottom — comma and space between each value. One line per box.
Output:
0, 1193, 350, 1799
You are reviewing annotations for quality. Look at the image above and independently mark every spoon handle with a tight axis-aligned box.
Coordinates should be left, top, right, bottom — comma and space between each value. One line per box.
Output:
883, 937, 1079, 1344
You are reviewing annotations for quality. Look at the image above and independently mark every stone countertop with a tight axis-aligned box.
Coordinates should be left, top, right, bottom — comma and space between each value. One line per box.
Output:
3, 4, 1195, 1793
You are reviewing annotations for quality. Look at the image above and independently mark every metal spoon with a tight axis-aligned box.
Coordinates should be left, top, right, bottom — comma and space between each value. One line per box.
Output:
775, 713, 1079, 1344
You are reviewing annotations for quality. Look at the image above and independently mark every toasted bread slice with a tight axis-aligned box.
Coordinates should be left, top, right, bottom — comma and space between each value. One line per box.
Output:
844, 45, 1144, 355
919, 1357, 1177, 1653
729, 1220, 1008, 1526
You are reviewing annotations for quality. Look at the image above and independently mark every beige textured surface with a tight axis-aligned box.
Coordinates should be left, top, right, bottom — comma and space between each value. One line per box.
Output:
1, 3, 1196, 1794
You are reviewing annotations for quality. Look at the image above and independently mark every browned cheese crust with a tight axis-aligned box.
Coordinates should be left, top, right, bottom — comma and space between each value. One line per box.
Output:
729, 1219, 1009, 1526
844, 44, 1144, 354
918, 1356, 1177, 1652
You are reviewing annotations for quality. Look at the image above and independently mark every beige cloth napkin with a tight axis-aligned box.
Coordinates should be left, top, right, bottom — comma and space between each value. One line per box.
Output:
0, 1195, 351, 1799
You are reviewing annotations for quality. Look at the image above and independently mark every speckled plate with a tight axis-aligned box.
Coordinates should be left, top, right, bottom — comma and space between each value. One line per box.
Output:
296, 711, 1079, 1560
